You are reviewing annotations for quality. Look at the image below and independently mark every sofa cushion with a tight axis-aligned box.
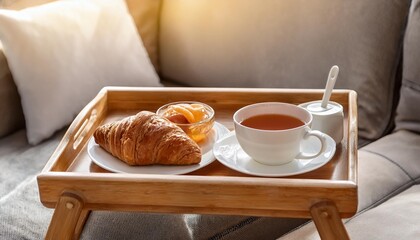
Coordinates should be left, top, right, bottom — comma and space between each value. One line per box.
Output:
279, 184, 420, 240
159, 0, 410, 141
0, 0, 161, 144
396, 0, 420, 133
0, 129, 64, 197
278, 130, 420, 239
0, 128, 63, 239
0, 44, 24, 138
0, 176, 53, 240
357, 130, 420, 210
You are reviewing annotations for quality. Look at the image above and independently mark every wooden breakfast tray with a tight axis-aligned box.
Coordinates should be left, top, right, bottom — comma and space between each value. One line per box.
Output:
37, 87, 358, 240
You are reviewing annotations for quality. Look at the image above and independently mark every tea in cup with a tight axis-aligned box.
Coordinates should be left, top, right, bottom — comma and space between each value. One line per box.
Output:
233, 102, 328, 165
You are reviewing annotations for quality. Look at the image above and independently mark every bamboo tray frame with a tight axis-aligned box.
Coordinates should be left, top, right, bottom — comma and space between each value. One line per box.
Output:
37, 87, 358, 240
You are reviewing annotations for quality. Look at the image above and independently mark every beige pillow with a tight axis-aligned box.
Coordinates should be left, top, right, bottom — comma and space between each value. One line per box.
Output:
0, 0, 161, 144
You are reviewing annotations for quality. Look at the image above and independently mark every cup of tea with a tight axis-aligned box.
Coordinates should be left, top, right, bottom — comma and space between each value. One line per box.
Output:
233, 102, 328, 165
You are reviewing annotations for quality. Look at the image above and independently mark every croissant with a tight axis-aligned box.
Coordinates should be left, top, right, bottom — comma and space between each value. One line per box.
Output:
93, 111, 201, 166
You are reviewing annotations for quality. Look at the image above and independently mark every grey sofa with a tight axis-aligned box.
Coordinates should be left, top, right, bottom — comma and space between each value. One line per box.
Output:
1, 0, 420, 239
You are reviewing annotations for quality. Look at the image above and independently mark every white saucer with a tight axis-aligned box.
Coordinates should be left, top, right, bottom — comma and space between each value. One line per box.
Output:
88, 122, 230, 174
213, 131, 336, 177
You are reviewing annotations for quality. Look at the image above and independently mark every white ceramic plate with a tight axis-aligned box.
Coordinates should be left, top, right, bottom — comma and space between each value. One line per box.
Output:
88, 122, 230, 174
213, 131, 336, 177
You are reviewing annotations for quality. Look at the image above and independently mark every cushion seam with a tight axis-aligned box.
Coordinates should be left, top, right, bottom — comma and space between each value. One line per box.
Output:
345, 180, 419, 224
402, 78, 420, 92
360, 149, 414, 180
278, 181, 418, 238
209, 179, 420, 239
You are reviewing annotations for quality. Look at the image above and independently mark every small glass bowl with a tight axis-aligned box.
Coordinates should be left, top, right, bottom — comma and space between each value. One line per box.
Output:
156, 101, 215, 142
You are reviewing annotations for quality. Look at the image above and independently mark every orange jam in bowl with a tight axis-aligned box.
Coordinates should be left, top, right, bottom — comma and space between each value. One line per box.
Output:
157, 101, 215, 142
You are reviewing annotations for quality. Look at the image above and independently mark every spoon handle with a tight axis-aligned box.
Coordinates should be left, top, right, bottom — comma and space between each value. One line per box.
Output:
321, 65, 339, 108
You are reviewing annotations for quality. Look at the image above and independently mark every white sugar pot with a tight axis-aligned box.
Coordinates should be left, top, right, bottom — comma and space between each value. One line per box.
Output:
299, 101, 344, 144
299, 65, 344, 144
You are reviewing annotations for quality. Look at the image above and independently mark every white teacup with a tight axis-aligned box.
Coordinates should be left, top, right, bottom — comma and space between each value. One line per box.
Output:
233, 102, 328, 166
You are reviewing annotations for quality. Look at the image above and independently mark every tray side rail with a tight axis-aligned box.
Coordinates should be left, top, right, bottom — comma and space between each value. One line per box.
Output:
38, 173, 357, 218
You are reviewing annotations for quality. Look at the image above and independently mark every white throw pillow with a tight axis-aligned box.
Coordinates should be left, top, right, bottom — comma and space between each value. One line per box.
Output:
0, 0, 161, 144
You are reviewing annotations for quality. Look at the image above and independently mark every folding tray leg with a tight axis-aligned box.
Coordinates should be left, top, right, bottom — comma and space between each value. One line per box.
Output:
310, 201, 350, 240
45, 192, 85, 240
74, 209, 91, 239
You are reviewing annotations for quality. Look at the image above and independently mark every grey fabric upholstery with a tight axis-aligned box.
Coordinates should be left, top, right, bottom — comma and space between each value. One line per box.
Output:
0, 177, 53, 240
159, 0, 409, 141
0, 45, 25, 138
396, 0, 420, 133
357, 130, 420, 210
346, 185, 420, 240
279, 184, 420, 240
279, 130, 420, 239
0, 129, 63, 239
0, 129, 64, 197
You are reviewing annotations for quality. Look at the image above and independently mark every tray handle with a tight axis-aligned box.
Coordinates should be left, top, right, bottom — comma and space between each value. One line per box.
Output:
73, 109, 97, 150
41, 88, 108, 172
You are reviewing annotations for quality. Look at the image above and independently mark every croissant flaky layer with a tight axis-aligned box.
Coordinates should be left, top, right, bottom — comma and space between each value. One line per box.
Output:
94, 111, 202, 166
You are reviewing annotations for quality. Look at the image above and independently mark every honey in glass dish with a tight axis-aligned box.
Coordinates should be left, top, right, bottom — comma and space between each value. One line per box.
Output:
157, 101, 215, 142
